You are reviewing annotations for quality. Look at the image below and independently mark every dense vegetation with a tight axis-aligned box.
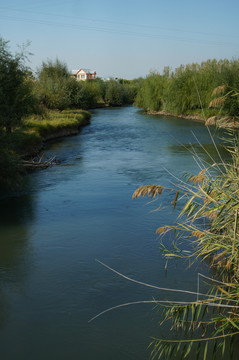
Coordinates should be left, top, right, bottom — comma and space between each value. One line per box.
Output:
135, 59, 239, 120
33, 59, 138, 111
0, 39, 36, 134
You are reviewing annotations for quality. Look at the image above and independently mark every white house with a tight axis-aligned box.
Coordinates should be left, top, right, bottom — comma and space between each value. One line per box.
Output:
71, 69, 96, 81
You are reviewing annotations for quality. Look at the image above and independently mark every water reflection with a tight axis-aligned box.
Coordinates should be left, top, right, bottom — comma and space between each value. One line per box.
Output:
0, 192, 34, 277
0, 193, 34, 332
0, 193, 35, 225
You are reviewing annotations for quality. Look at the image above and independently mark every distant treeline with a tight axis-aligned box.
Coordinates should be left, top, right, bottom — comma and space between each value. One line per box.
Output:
135, 59, 239, 118
33, 59, 139, 112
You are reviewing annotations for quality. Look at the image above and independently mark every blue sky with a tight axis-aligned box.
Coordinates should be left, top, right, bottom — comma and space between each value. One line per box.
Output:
0, 0, 239, 79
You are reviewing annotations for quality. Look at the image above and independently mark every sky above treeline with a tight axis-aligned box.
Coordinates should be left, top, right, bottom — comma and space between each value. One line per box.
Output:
0, 0, 239, 79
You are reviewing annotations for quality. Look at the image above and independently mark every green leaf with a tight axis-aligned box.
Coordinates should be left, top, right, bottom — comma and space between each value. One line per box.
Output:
212, 340, 217, 360
183, 341, 193, 358
203, 341, 208, 360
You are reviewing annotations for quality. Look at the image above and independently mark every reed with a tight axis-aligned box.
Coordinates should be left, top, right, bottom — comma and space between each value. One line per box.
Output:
132, 130, 239, 359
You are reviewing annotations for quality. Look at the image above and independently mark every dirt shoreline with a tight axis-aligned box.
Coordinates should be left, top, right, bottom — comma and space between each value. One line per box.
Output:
147, 110, 205, 123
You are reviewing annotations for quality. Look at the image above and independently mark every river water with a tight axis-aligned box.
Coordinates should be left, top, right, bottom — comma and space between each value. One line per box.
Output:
0, 106, 232, 359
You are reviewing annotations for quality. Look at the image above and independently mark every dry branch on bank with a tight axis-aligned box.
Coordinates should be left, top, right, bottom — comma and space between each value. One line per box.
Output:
21, 156, 57, 170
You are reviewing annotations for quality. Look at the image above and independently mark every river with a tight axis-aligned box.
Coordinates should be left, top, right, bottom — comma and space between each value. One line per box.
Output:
0, 106, 232, 359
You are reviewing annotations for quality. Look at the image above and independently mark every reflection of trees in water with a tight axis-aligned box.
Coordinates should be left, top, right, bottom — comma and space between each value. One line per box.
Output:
0, 225, 30, 271
0, 193, 35, 330
0, 193, 35, 226
0, 290, 9, 331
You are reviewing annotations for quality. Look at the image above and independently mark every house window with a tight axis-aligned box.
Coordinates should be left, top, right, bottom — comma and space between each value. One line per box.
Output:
81, 75, 85, 79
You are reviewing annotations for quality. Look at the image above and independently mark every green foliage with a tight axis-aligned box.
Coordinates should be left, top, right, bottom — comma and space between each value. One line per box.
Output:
34, 61, 136, 110
0, 37, 37, 189
10, 130, 42, 157
223, 89, 239, 117
0, 108, 91, 189
103, 80, 136, 106
34, 59, 104, 110
62, 109, 92, 122
135, 72, 168, 111
24, 109, 91, 139
135, 59, 239, 119
104, 80, 124, 106
38, 58, 69, 80
133, 131, 239, 359
121, 82, 138, 105
70, 80, 99, 109
34, 59, 73, 110
0, 37, 36, 133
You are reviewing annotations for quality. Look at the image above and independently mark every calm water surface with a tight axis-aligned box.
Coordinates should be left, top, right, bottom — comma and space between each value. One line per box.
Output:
0, 107, 233, 359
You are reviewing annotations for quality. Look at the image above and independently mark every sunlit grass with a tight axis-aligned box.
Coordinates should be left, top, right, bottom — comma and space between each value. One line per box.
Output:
24, 109, 91, 138
4, 109, 91, 157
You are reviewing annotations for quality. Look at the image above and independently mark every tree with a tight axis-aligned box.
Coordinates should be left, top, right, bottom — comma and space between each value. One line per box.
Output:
135, 73, 168, 111
35, 59, 72, 110
37, 58, 69, 81
105, 80, 124, 106
0, 38, 34, 133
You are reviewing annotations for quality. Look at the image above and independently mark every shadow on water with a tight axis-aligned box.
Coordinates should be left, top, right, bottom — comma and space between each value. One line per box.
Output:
0, 192, 35, 225
0, 191, 35, 331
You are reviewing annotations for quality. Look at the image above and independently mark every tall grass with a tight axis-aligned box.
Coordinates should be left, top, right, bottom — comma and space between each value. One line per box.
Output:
134, 59, 239, 120
132, 131, 239, 359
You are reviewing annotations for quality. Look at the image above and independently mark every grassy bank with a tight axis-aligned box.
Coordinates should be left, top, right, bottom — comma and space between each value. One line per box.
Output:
16, 109, 91, 157
0, 109, 91, 188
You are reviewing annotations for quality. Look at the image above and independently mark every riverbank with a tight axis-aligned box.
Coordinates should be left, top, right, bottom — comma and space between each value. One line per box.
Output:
147, 109, 205, 123
147, 109, 239, 129
19, 109, 91, 158
0, 109, 91, 188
